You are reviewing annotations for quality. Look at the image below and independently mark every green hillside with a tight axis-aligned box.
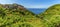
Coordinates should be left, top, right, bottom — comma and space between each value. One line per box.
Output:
0, 4, 60, 27
0, 3, 37, 18
39, 4, 60, 27
0, 4, 43, 27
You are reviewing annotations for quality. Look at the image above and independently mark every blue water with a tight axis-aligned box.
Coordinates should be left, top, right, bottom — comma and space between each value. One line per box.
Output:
27, 8, 47, 14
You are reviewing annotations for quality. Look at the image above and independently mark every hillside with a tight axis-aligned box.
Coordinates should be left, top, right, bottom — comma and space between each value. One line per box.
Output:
0, 3, 60, 27
0, 4, 43, 27
39, 4, 60, 27
0, 3, 37, 18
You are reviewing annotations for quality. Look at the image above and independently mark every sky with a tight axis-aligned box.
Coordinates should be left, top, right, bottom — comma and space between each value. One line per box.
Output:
0, 0, 60, 8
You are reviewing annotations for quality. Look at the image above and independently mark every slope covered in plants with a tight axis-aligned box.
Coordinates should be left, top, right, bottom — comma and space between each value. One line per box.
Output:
0, 3, 60, 27
0, 4, 43, 27
39, 4, 60, 27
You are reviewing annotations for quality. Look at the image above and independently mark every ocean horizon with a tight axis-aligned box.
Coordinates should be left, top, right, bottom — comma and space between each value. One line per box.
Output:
27, 8, 47, 14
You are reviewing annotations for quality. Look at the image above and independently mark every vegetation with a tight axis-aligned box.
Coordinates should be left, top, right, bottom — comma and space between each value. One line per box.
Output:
0, 3, 60, 27
39, 4, 60, 27
0, 3, 42, 27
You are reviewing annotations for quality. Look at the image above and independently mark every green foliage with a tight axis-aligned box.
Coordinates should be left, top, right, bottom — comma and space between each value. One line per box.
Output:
19, 23, 33, 27
0, 4, 38, 27
39, 4, 60, 27
0, 4, 60, 27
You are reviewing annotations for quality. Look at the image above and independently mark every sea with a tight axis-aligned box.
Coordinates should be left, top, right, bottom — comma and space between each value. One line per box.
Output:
27, 8, 47, 14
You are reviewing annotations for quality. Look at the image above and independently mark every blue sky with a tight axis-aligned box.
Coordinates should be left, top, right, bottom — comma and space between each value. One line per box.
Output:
0, 0, 60, 8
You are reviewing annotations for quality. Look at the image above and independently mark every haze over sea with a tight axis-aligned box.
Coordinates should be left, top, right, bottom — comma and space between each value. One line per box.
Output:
27, 8, 47, 14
